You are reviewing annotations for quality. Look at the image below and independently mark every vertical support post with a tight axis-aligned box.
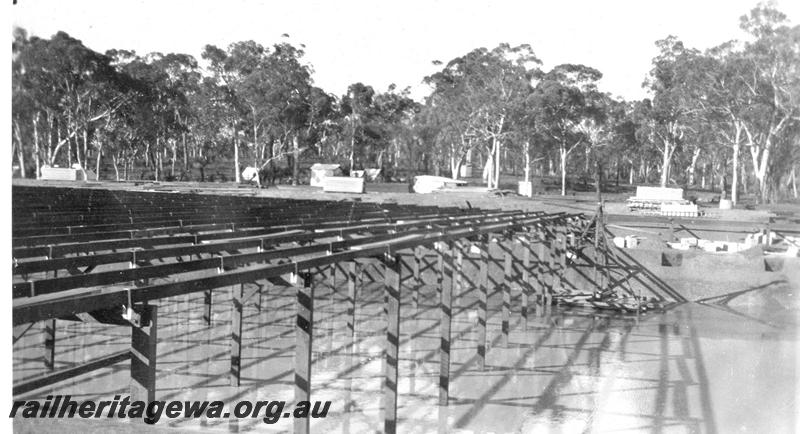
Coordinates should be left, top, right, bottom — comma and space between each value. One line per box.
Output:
668, 218, 676, 243
454, 241, 463, 307
559, 220, 568, 271
412, 246, 422, 309
534, 226, 545, 316
328, 263, 336, 289
294, 272, 314, 434
346, 261, 360, 337
44, 268, 58, 371
438, 241, 454, 406
501, 248, 512, 347
384, 253, 402, 434
44, 319, 56, 371
203, 290, 212, 326
130, 305, 158, 404
556, 220, 567, 293
256, 281, 264, 312
344, 261, 359, 424
230, 283, 244, 386
765, 219, 773, 246
477, 235, 489, 370
521, 232, 531, 329
546, 226, 556, 307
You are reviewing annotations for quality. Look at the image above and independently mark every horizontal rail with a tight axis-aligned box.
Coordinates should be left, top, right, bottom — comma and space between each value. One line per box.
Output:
14, 212, 535, 297
13, 212, 579, 325
12, 350, 131, 395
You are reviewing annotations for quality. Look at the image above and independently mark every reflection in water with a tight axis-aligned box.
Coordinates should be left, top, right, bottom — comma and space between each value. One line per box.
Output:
12, 278, 799, 433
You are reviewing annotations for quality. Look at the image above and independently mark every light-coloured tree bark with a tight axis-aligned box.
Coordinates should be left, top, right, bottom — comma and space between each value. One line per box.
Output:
233, 124, 241, 184
687, 148, 701, 186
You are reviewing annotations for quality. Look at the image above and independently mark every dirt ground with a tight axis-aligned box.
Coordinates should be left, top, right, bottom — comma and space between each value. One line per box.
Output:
13, 178, 794, 225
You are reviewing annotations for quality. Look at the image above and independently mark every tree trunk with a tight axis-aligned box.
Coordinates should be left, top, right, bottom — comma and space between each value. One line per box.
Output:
595, 161, 603, 202
46, 114, 53, 165
755, 147, 771, 203
95, 143, 102, 181
349, 121, 356, 173
732, 141, 739, 206
13, 120, 26, 178
701, 164, 707, 189
743, 163, 749, 195
67, 125, 72, 168
154, 152, 160, 182
81, 128, 89, 178
157, 141, 163, 181
112, 155, 120, 181
687, 148, 701, 186
639, 158, 646, 183
629, 161, 634, 185
32, 114, 40, 179
659, 141, 671, 187
449, 143, 459, 180
171, 141, 177, 178
584, 147, 591, 173
234, 124, 241, 184
524, 141, 531, 183
182, 132, 188, 171
560, 145, 567, 196
483, 151, 493, 188
292, 134, 300, 186
494, 138, 501, 189
33, 146, 40, 179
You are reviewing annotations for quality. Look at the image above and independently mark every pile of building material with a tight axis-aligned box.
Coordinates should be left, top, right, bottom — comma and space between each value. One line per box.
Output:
323, 176, 365, 193
310, 164, 341, 187
40, 164, 95, 181
412, 175, 467, 194
348, 168, 381, 182
626, 186, 701, 217
365, 168, 382, 181
660, 202, 700, 217
557, 293, 664, 313
667, 237, 752, 253
612, 235, 642, 249
241, 166, 259, 183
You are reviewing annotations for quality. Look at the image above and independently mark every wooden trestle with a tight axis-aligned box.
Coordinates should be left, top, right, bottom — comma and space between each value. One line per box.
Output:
12, 185, 586, 433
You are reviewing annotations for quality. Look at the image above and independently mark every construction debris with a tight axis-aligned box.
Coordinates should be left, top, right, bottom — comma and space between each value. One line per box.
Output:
411, 175, 467, 193
309, 163, 341, 186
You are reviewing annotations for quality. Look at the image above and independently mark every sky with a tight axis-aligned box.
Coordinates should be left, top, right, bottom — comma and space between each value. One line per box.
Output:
10, 0, 800, 101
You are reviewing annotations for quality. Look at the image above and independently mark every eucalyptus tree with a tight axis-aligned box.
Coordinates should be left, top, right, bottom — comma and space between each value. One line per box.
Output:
112, 52, 187, 181
371, 85, 419, 175
424, 44, 540, 187
148, 52, 200, 175
261, 42, 313, 185
608, 101, 642, 185
736, 5, 800, 203
341, 82, 376, 172
643, 36, 702, 187
302, 86, 338, 160
13, 30, 130, 178
417, 75, 473, 178
530, 64, 603, 195
185, 77, 240, 181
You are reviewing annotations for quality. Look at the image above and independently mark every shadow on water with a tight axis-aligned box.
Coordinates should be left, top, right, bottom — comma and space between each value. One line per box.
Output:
13, 261, 799, 433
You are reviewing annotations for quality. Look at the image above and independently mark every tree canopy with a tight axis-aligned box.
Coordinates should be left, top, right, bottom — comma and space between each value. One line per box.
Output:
11, 3, 800, 202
